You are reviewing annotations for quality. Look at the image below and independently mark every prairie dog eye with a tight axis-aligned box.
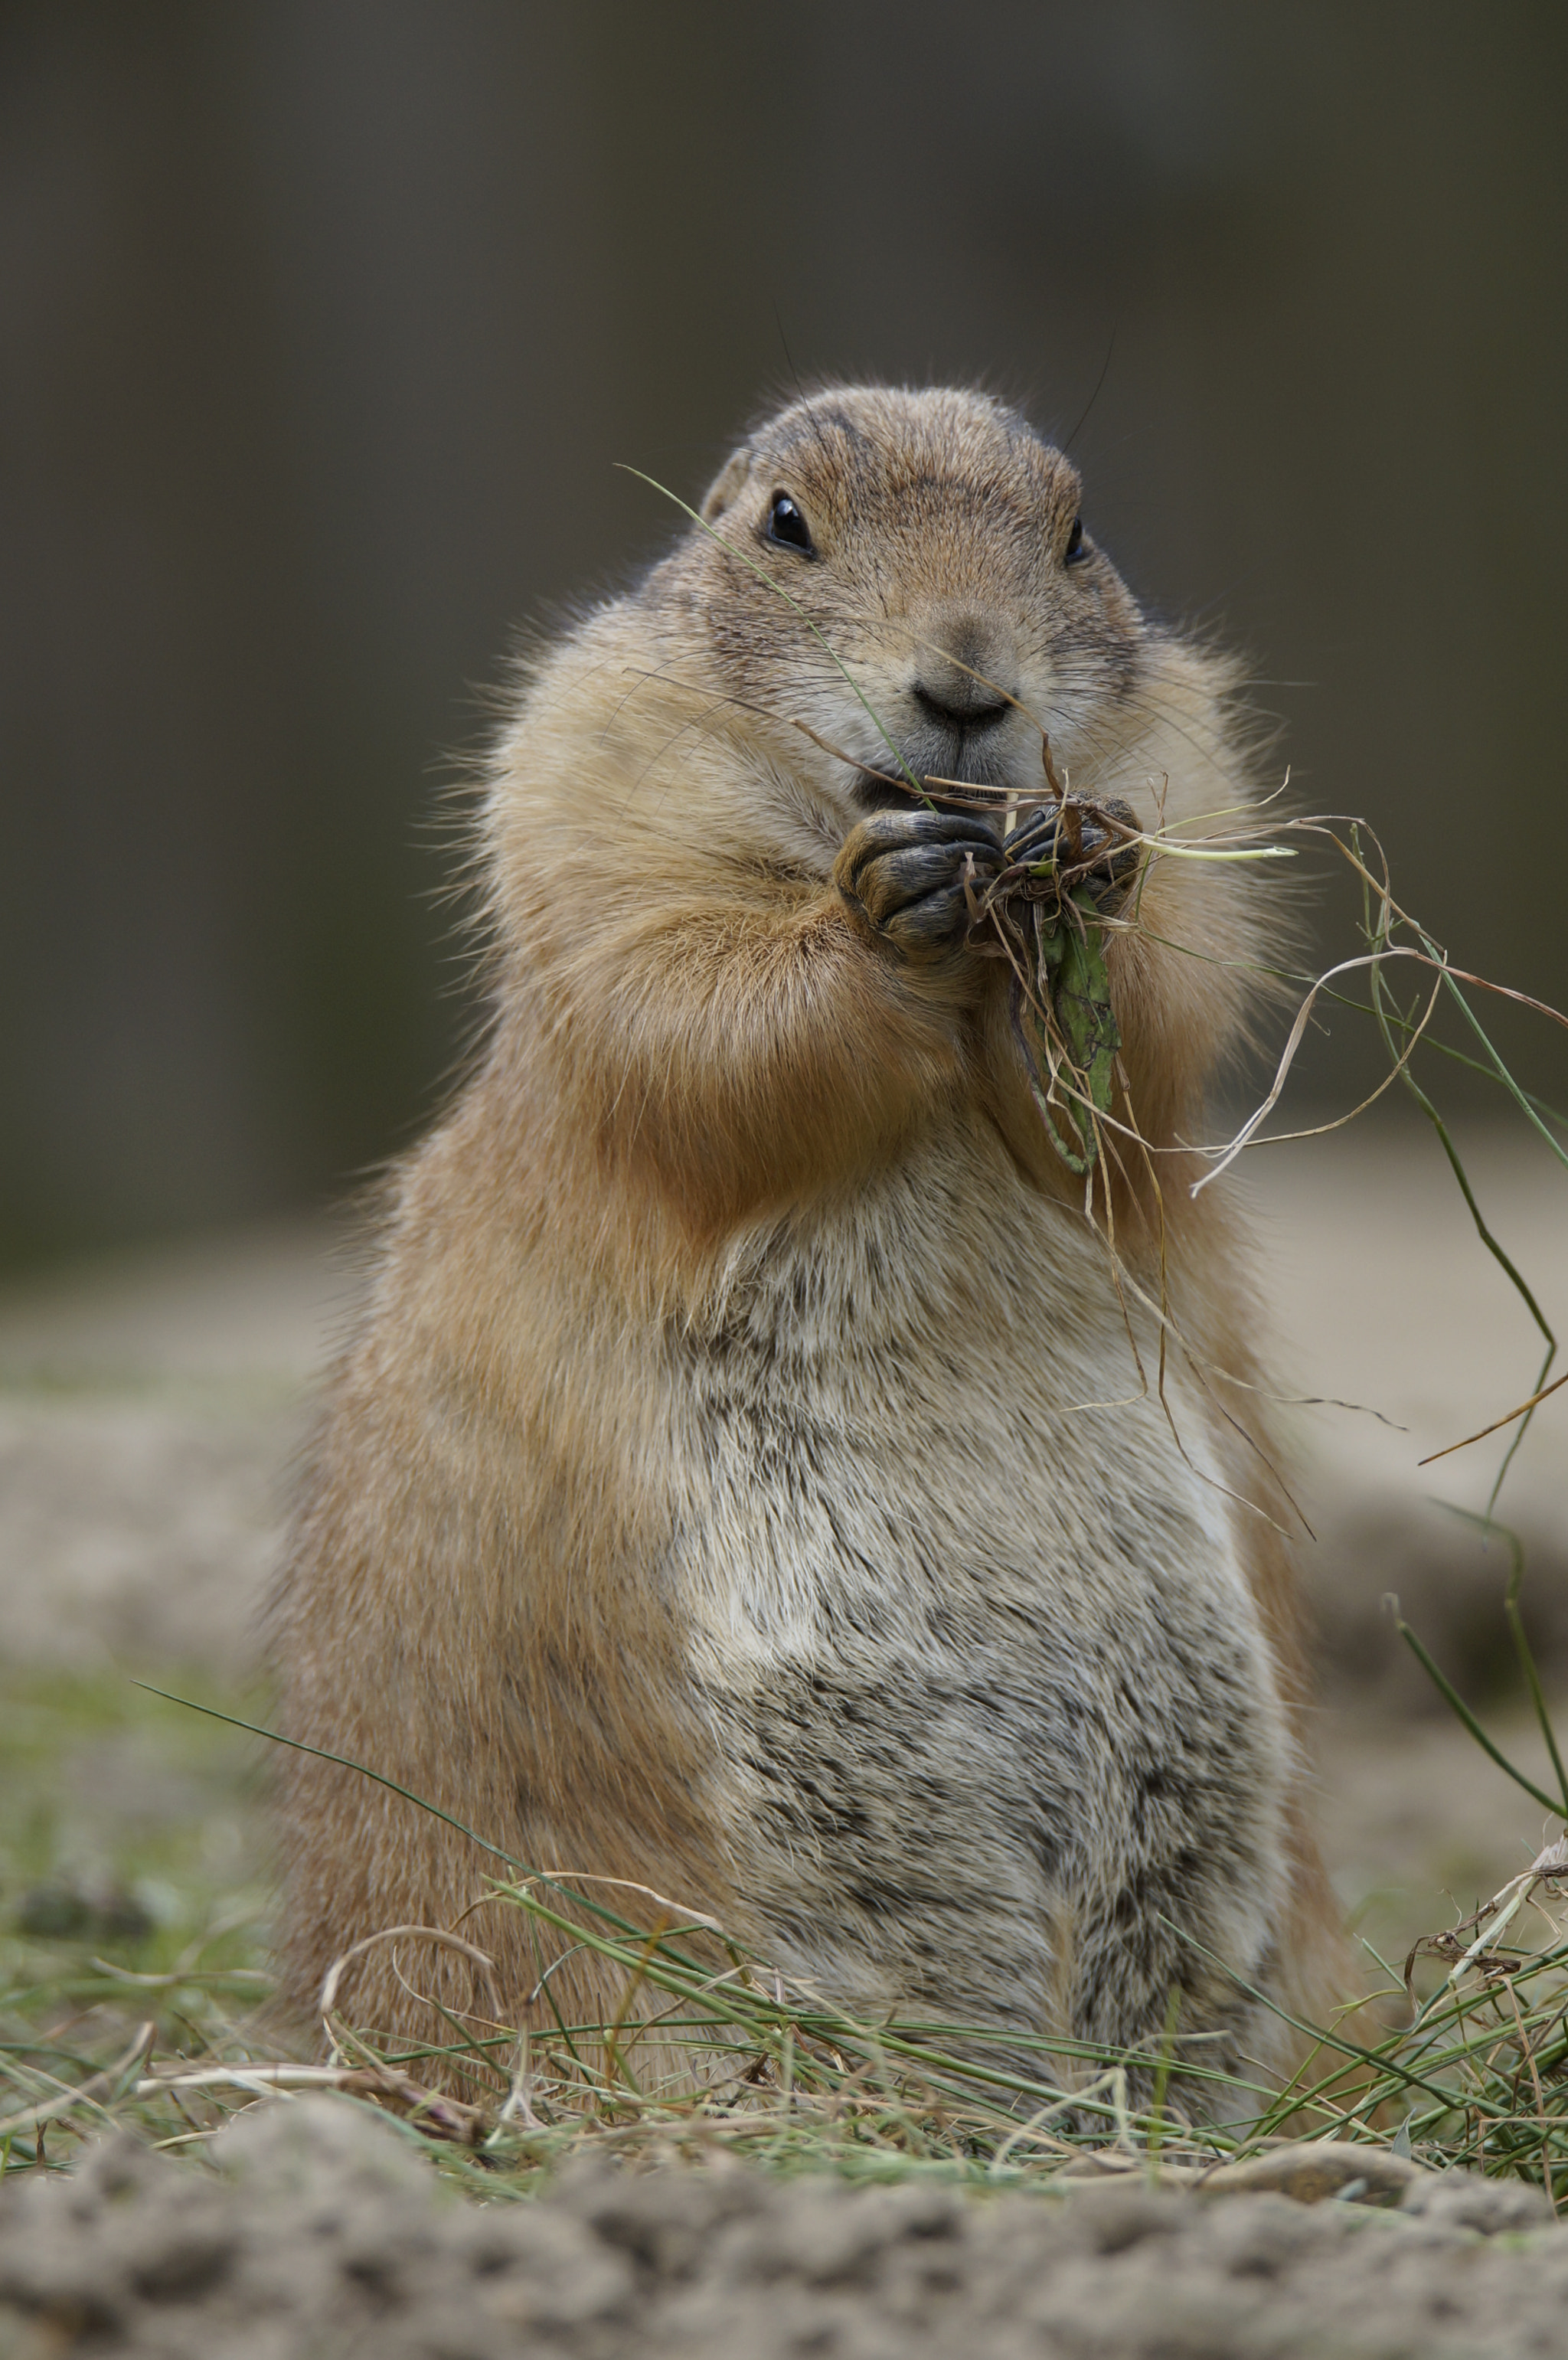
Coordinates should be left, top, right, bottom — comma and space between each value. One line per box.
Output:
765, 492, 815, 554
1063, 515, 1086, 565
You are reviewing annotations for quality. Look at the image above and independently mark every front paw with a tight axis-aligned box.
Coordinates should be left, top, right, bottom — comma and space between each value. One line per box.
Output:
834, 809, 1003, 963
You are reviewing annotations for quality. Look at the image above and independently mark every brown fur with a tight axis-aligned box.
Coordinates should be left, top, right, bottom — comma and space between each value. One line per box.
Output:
268, 386, 1356, 2100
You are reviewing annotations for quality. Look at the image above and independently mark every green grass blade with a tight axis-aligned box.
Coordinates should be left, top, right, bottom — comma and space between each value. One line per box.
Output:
1390, 1617, 1566, 1819
1435, 1509, 1568, 1820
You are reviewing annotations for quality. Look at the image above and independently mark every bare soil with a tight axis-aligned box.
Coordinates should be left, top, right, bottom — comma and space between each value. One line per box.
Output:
2, 2097, 1564, 2359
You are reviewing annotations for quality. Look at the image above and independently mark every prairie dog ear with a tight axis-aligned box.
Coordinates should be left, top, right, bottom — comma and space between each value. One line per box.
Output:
701, 446, 753, 522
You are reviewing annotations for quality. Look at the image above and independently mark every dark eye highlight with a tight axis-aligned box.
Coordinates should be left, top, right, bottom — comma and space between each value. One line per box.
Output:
1063, 516, 1086, 565
765, 492, 815, 555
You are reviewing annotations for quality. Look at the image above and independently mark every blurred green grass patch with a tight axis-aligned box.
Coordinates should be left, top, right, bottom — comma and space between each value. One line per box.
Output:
0, 1667, 275, 2169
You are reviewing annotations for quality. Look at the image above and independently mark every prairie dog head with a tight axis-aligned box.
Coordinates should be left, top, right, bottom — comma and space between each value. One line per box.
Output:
498, 385, 1242, 915
662, 384, 1158, 833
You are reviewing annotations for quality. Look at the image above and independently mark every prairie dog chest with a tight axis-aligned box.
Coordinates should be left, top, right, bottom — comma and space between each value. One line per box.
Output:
670, 1141, 1259, 1665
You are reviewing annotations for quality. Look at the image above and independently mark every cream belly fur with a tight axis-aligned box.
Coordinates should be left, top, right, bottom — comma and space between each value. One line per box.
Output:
665, 1139, 1291, 2050
268, 382, 1353, 2093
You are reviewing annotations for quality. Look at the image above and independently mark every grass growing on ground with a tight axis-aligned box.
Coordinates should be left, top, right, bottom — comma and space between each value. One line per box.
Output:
0, 1670, 272, 2174
7, 1580, 1568, 2208
3, 1698, 1568, 2208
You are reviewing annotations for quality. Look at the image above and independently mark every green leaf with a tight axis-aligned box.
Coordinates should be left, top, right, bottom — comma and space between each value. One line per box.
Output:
1031, 885, 1119, 1170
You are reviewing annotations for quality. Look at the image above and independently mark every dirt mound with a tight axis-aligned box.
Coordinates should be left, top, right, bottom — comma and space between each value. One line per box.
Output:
1, 2097, 1563, 2358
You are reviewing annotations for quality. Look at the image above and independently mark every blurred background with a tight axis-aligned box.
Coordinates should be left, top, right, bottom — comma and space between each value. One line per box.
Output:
2, 0, 1564, 1267
1, 4, 1566, 1983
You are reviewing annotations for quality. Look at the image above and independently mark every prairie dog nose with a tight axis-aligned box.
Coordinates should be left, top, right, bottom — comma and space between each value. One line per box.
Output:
910, 616, 1016, 729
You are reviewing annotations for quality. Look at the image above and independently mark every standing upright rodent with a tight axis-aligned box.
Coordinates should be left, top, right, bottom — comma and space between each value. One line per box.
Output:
269, 384, 1351, 2093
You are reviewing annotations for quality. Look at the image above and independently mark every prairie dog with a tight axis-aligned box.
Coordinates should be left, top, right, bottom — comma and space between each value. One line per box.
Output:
270, 385, 1349, 2090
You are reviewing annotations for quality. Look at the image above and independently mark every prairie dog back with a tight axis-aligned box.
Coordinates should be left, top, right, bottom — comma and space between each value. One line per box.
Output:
269, 384, 1349, 2090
